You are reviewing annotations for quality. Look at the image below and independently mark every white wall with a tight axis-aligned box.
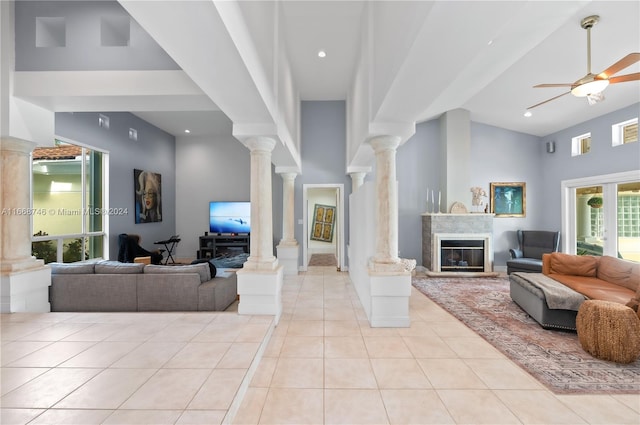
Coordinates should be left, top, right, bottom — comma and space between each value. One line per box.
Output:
175, 135, 250, 260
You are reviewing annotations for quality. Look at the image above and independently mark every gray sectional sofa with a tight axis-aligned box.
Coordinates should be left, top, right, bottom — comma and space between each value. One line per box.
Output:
49, 260, 237, 312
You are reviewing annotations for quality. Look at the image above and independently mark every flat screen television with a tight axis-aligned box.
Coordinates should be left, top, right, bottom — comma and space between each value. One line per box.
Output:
209, 201, 251, 234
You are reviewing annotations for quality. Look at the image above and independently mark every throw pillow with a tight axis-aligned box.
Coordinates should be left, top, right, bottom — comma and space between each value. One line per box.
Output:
549, 252, 597, 277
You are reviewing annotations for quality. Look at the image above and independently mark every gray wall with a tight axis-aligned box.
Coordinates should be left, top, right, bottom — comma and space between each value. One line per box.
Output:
539, 102, 640, 231
55, 111, 176, 260
297, 101, 351, 267
15, 1, 178, 71
398, 118, 542, 267
54, 101, 639, 268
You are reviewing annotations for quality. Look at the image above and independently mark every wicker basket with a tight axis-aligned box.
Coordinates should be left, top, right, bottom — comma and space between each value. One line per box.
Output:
576, 300, 640, 364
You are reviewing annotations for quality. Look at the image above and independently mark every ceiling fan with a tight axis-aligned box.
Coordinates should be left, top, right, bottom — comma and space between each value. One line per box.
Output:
528, 15, 640, 110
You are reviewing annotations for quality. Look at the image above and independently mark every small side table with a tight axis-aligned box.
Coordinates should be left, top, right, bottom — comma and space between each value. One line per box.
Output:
576, 300, 640, 364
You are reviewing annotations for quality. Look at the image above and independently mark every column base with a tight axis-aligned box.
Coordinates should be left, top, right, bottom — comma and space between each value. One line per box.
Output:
237, 265, 284, 324
368, 268, 411, 327
276, 243, 299, 275
1, 265, 51, 313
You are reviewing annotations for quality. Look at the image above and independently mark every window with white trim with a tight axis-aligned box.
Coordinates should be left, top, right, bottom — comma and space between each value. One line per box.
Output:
571, 132, 591, 156
612, 118, 638, 147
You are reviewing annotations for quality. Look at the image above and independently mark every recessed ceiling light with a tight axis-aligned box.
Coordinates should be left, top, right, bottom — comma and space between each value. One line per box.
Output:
184, 129, 191, 133
317, 50, 327, 58
524, 111, 532, 118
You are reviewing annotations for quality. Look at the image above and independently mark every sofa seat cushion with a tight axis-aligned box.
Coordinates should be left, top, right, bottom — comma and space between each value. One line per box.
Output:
144, 263, 210, 283
549, 274, 636, 305
596, 256, 640, 293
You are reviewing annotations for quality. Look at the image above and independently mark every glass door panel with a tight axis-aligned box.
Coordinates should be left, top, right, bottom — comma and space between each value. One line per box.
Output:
576, 185, 604, 256
617, 181, 640, 262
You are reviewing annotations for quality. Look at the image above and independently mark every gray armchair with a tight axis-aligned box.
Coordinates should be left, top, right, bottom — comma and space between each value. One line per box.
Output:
507, 230, 560, 274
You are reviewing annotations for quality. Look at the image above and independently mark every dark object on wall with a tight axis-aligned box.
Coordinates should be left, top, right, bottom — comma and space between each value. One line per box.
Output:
118, 233, 163, 264
507, 230, 560, 274
546, 141, 556, 153
134, 169, 162, 223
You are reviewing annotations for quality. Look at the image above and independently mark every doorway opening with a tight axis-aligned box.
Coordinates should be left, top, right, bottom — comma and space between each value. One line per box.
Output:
302, 184, 344, 271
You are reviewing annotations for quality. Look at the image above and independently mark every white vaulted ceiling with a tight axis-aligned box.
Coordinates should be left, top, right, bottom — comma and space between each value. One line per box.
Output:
14, 1, 640, 166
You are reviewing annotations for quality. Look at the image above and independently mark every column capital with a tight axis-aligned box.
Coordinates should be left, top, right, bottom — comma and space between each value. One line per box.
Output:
349, 171, 367, 192
279, 171, 297, 181
369, 135, 401, 152
245, 136, 277, 153
1, 137, 39, 154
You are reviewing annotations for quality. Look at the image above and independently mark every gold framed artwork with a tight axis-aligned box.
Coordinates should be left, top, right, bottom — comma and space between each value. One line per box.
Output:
310, 204, 335, 242
490, 182, 526, 217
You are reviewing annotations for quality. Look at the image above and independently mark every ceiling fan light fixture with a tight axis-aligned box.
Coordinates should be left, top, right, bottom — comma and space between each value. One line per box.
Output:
570, 79, 609, 97
587, 91, 605, 105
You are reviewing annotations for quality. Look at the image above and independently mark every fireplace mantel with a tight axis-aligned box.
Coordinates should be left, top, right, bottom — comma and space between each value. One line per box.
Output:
422, 213, 497, 276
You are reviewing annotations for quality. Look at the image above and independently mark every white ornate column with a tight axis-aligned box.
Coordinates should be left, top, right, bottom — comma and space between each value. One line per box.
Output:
1, 138, 51, 313
276, 171, 299, 275
370, 136, 402, 269
349, 171, 366, 192
237, 137, 284, 322
367, 135, 410, 327
244, 137, 278, 270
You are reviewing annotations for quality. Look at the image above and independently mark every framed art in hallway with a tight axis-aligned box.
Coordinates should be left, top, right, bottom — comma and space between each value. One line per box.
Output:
310, 203, 335, 242
490, 182, 526, 217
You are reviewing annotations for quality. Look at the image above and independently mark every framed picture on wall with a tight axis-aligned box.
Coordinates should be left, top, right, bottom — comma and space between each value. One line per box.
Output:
310, 203, 335, 242
490, 182, 526, 217
134, 169, 162, 223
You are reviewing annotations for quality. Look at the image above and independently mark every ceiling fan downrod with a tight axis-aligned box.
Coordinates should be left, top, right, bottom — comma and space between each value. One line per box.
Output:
581, 15, 599, 75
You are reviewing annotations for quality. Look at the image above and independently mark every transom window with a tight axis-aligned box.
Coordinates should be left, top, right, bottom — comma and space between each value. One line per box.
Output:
571, 132, 591, 156
612, 118, 638, 147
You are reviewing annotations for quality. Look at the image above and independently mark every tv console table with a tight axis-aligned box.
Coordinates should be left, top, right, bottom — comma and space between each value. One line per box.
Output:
198, 234, 250, 259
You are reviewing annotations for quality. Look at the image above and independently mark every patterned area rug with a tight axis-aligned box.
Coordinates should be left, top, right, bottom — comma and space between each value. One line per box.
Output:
308, 254, 337, 267
412, 276, 640, 394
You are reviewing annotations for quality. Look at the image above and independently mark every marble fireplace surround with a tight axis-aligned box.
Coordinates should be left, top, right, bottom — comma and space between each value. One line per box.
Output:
422, 213, 498, 277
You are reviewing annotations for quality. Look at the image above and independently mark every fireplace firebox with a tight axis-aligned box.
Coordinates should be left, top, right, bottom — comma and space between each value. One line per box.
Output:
440, 240, 484, 272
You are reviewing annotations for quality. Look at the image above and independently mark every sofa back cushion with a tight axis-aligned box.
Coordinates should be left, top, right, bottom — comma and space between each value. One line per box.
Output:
95, 260, 145, 274
597, 255, 640, 292
144, 263, 210, 283
49, 262, 96, 274
545, 252, 598, 277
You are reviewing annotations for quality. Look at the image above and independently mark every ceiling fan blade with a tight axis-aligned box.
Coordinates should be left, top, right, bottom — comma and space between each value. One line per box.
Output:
527, 91, 571, 110
608, 72, 640, 84
534, 83, 573, 88
597, 53, 640, 79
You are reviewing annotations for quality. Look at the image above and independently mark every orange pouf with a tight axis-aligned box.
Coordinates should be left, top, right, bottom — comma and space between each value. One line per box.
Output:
576, 300, 640, 364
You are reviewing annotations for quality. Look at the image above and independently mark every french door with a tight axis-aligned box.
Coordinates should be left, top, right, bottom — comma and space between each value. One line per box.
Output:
562, 171, 640, 262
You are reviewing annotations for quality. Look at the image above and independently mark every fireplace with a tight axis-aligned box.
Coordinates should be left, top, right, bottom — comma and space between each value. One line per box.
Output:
422, 213, 496, 276
435, 233, 491, 273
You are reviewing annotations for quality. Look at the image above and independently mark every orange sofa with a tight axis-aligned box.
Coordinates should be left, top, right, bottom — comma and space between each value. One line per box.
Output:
509, 253, 639, 330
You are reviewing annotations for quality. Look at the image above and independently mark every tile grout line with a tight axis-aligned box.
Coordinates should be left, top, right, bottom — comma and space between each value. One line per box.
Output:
222, 317, 276, 425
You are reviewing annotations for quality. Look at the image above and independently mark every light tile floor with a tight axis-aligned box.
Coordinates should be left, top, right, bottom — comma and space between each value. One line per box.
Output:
2, 266, 639, 424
